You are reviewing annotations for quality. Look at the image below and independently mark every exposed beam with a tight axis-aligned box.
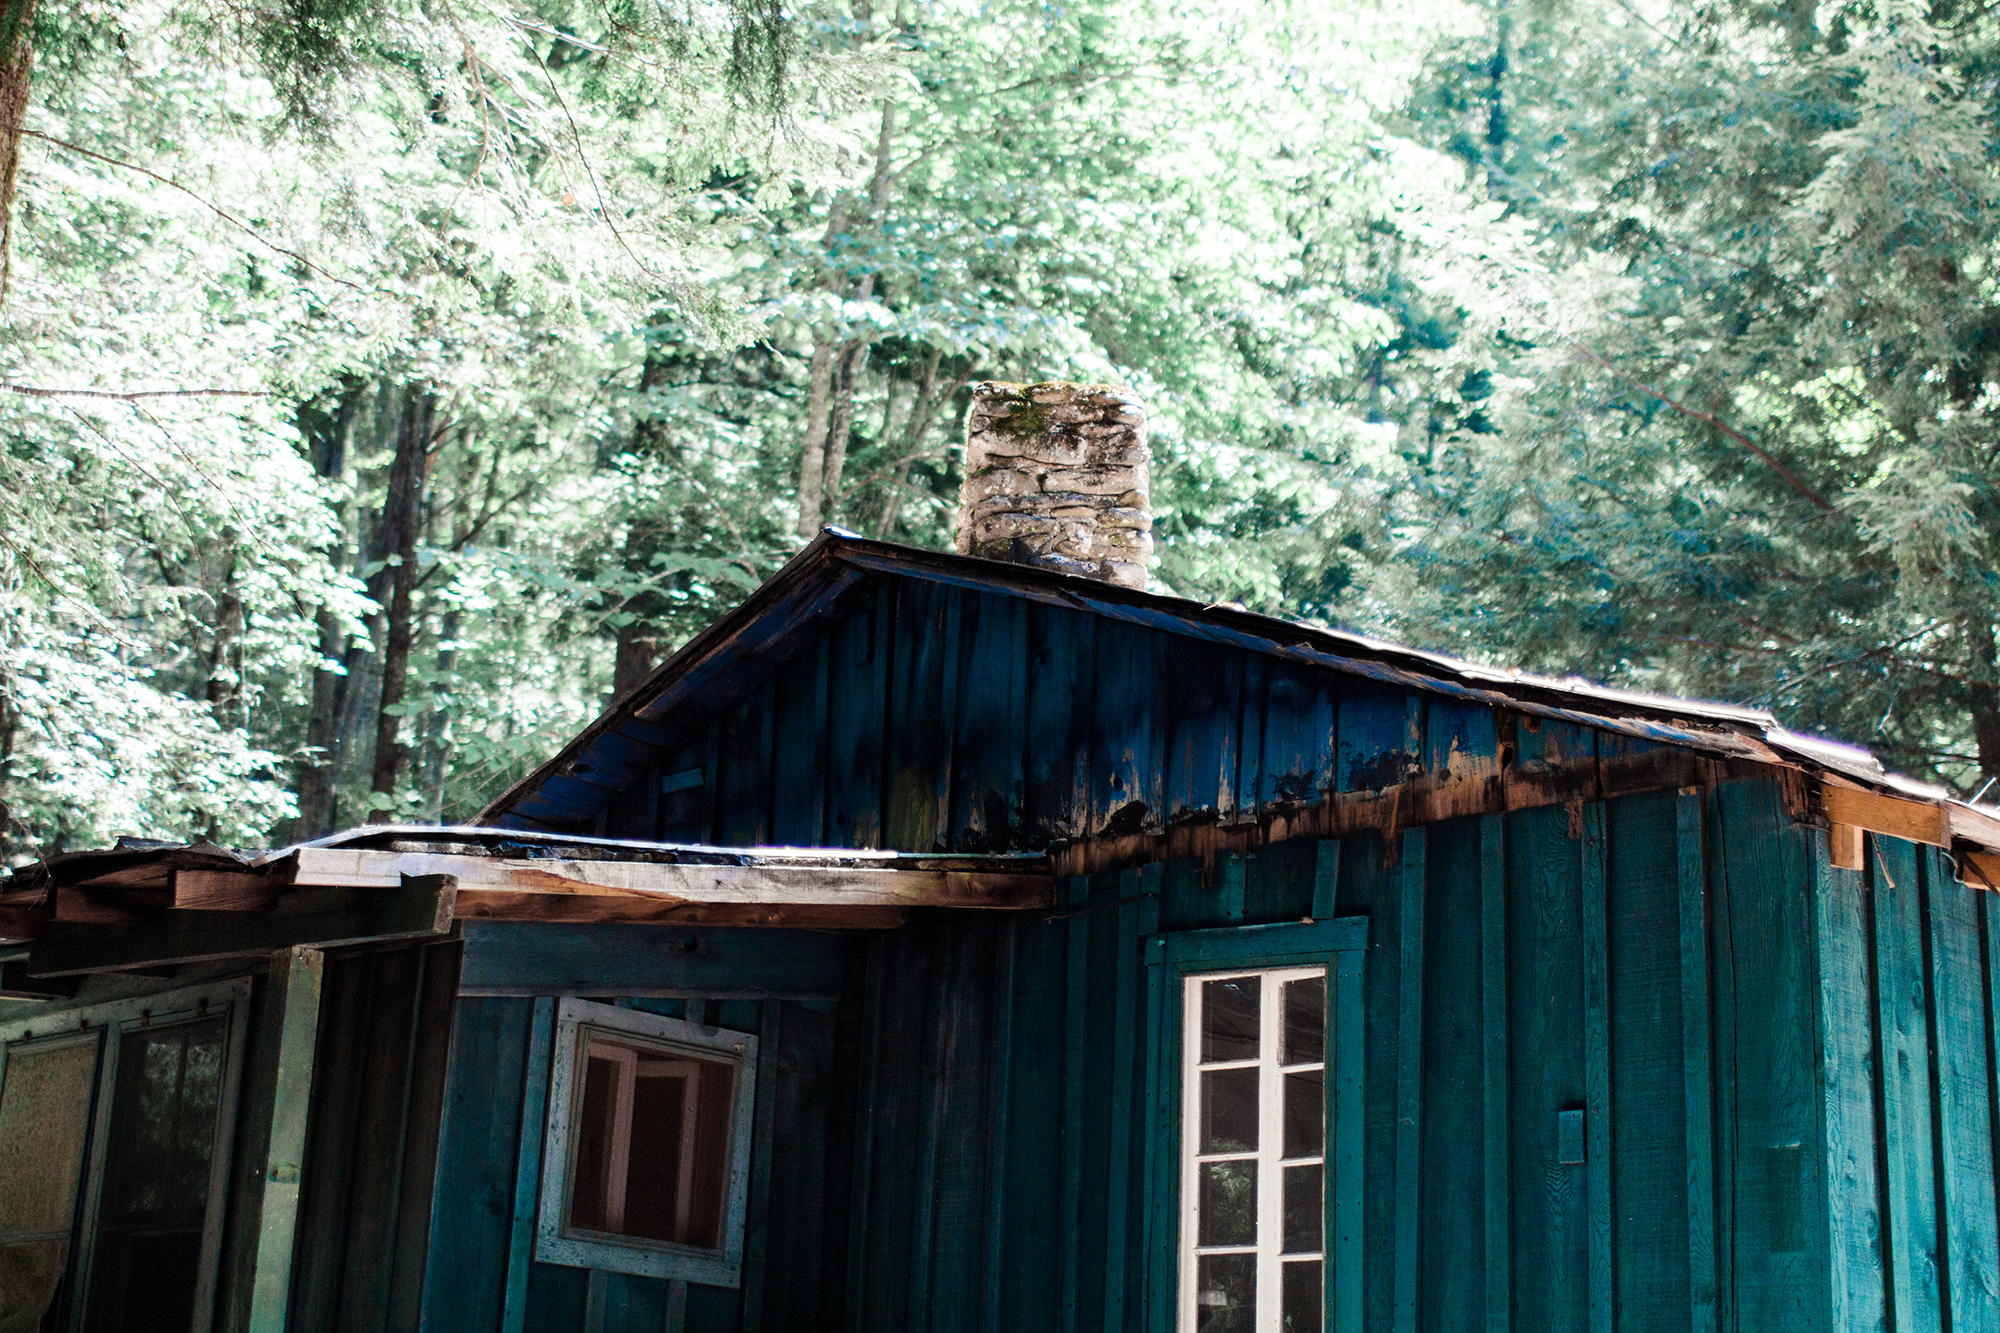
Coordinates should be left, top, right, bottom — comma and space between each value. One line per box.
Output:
166, 848, 1051, 915
28, 876, 456, 977
453, 893, 908, 930
1821, 784, 1950, 849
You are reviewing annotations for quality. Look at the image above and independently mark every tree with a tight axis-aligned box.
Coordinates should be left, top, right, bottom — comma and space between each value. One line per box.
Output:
1354, 0, 2000, 794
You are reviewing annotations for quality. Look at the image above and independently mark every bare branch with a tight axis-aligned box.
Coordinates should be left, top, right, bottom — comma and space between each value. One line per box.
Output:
6, 123, 365, 291
3, 383, 267, 401
1570, 344, 1837, 513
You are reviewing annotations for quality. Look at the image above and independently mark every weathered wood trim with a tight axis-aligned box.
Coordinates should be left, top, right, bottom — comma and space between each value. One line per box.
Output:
248, 947, 325, 1333
1822, 784, 1950, 849
1829, 824, 1863, 871
0, 904, 48, 941
452, 894, 909, 931
1960, 846, 2000, 890
1052, 753, 1750, 879
27, 877, 457, 977
187, 851, 1051, 914
499, 996, 555, 1333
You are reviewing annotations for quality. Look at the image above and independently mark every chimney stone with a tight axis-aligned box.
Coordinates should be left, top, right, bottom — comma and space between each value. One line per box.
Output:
956, 381, 1151, 588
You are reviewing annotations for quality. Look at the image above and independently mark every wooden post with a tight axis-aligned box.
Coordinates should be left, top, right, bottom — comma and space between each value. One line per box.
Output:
501, 997, 556, 1333
248, 946, 324, 1333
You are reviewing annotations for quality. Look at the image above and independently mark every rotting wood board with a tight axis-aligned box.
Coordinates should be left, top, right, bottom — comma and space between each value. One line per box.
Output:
27, 875, 457, 976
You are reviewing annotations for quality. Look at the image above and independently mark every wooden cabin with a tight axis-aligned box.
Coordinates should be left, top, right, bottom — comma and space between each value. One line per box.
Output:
8, 396, 2000, 1333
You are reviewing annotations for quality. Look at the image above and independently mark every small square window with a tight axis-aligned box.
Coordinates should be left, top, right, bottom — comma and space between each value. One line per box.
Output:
536, 999, 758, 1285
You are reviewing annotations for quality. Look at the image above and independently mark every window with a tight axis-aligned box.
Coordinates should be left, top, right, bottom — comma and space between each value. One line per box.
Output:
1182, 969, 1326, 1333
0, 979, 249, 1333
1147, 917, 1364, 1333
536, 998, 758, 1285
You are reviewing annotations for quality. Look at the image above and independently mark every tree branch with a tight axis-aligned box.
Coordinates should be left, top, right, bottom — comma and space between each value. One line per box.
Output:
5, 123, 364, 291
3, 383, 266, 400
1571, 344, 1837, 512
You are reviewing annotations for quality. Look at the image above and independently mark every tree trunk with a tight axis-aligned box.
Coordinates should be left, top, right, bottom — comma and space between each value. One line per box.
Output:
795, 338, 839, 536
204, 547, 243, 721
0, 0, 37, 302
296, 384, 364, 837
420, 608, 460, 823
821, 338, 873, 523
612, 617, 663, 696
367, 387, 436, 819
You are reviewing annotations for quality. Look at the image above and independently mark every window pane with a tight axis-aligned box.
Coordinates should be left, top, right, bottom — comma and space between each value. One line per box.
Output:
1283, 1068, 1324, 1160
1195, 1253, 1255, 1333
1201, 978, 1260, 1063
1281, 976, 1325, 1066
86, 1018, 228, 1333
1282, 1259, 1323, 1333
0, 1038, 98, 1332
1283, 1164, 1324, 1254
1201, 1067, 1258, 1155
1198, 1160, 1256, 1247
566, 1031, 739, 1251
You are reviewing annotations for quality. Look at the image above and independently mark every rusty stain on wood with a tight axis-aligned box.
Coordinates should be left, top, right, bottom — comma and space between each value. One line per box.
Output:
1052, 750, 1745, 879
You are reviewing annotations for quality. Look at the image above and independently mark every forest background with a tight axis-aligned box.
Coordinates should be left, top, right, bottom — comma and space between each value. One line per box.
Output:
0, 0, 1993, 854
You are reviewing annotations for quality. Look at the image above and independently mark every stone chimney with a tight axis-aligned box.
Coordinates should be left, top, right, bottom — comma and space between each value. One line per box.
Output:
955, 381, 1151, 588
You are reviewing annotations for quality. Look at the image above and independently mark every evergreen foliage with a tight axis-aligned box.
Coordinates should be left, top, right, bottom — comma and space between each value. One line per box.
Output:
2, 0, 1995, 855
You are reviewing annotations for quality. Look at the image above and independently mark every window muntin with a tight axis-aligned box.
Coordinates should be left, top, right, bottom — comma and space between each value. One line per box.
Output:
537, 998, 758, 1285
1181, 968, 1326, 1333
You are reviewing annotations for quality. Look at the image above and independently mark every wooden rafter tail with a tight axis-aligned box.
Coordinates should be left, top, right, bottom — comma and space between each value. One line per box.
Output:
1958, 845, 2000, 894
1819, 784, 1950, 849
1829, 824, 1864, 871
1817, 781, 2000, 890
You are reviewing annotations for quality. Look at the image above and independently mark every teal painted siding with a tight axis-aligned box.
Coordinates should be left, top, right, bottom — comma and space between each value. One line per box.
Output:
437, 569, 2000, 1333
1812, 826, 2000, 1333
433, 777, 1984, 1333
598, 574, 1615, 853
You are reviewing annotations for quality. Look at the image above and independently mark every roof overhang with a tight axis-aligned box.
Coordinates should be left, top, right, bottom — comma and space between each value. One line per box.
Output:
0, 824, 1052, 977
471, 531, 2000, 876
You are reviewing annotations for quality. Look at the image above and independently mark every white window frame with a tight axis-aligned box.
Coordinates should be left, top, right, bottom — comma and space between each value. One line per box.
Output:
1179, 967, 1328, 1333
1145, 915, 1365, 1333
0, 976, 252, 1333
535, 997, 759, 1286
